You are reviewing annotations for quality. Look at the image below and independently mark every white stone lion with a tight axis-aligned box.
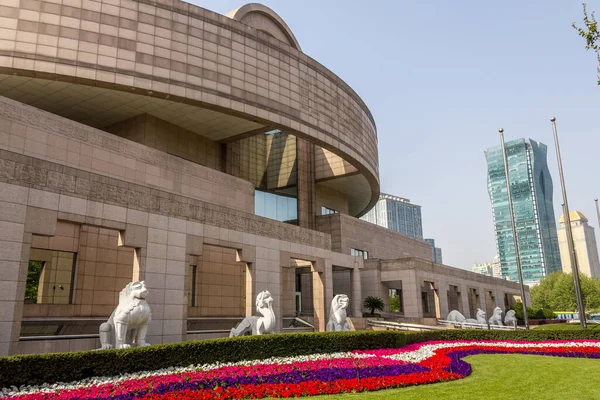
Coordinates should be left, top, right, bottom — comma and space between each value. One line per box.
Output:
504, 309, 518, 327
230, 290, 276, 336
326, 294, 350, 332
488, 307, 504, 326
446, 308, 486, 324
99, 281, 152, 350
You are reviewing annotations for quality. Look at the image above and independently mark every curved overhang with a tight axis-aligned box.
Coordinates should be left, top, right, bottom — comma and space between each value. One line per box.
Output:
0, 1, 380, 217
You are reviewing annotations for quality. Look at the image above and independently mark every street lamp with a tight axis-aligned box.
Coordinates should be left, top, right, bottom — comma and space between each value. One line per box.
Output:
498, 128, 529, 329
550, 117, 587, 329
595, 199, 600, 233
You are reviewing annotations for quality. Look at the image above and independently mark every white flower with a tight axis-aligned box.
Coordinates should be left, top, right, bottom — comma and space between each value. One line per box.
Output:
3, 340, 599, 398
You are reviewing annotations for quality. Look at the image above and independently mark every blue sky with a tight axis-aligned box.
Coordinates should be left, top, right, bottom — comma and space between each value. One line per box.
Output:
192, 0, 600, 269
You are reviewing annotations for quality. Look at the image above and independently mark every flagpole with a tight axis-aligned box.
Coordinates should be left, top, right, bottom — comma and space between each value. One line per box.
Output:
551, 117, 586, 329
498, 128, 529, 329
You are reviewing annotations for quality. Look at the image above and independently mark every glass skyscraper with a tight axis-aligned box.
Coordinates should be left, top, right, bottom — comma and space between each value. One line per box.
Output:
361, 194, 423, 239
485, 138, 562, 284
425, 238, 443, 264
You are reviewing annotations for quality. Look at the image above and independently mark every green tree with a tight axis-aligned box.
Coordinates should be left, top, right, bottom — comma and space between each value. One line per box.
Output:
531, 271, 600, 312
573, 2, 600, 84
389, 295, 402, 313
363, 296, 384, 316
25, 261, 44, 303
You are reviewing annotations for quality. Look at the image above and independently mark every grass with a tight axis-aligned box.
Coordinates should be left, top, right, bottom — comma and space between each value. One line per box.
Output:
312, 354, 600, 399
534, 323, 600, 330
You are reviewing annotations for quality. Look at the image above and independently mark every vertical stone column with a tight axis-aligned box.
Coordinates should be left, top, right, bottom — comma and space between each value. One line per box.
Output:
438, 282, 449, 319
253, 244, 280, 331
312, 259, 326, 331
323, 258, 333, 319
494, 288, 504, 310
401, 271, 421, 318
245, 264, 255, 317
164, 217, 187, 343
0, 184, 29, 356
460, 285, 471, 319
296, 138, 316, 229
351, 266, 363, 318
130, 214, 186, 345
479, 287, 488, 315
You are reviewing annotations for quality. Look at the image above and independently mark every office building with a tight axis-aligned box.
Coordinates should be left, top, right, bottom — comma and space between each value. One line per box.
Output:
361, 194, 423, 239
491, 254, 502, 279
485, 138, 562, 285
473, 255, 504, 279
558, 211, 600, 278
425, 238, 443, 264
472, 263, 493, 277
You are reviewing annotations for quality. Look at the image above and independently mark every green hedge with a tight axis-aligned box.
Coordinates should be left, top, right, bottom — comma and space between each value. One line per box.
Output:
4, 329, 600, 388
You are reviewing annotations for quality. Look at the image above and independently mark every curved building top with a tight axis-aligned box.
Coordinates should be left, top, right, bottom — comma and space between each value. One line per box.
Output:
0, 0, 379, 216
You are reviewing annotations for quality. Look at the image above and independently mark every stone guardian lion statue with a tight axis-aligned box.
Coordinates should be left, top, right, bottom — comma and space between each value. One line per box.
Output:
326, 294, 350, 332
446, 308, 486, 324
504, 309, 518, 327
230, 290, 276, 336
488, 307, 504, 326
99, 281, 152, 350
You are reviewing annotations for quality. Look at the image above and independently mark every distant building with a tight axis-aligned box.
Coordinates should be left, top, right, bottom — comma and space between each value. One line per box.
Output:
425, 238, 443, 264
472, 263, 493, 277
485, 138, 562, 285
473, 255, 504, 279
558, 211, 600, 279
361, 194, 423, 239
491, 254, 502, 279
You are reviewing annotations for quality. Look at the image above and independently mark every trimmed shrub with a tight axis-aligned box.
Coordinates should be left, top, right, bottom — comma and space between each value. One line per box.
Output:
3, 329, 600, 388
512, 302, 555, 320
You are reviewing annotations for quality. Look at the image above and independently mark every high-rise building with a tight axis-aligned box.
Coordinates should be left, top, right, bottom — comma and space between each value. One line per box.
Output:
485, 138, 562, 285
425, 239, 443, 264
361, 194, 423, 239
558, 211, 600, 279
472, 263, 493, 277
473, 256, 504, 279
491, 254, 502, 279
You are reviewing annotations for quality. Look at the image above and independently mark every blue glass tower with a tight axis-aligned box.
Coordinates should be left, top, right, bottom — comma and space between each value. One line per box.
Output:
485, 138, 562, 284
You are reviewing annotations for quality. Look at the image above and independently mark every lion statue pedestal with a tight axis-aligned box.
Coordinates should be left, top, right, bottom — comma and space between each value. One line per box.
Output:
230, 290, 276, 336
326, 294, 350, 332
99, 281, 152, 350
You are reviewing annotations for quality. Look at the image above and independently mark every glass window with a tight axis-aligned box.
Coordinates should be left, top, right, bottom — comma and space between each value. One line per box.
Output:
350, 248, 368, 260
188, 265, 197, 307
255, 190, 298, 224
389, 288, 403, 313
321, 206, 339, 215
26, 250, 77, 304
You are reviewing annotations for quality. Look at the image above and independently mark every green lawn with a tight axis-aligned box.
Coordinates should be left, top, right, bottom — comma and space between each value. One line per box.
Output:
312, 354, 600, 399
534, 323, 600, 330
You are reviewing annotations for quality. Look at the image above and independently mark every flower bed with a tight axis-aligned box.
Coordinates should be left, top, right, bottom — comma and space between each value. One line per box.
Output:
4, 340, 600, 399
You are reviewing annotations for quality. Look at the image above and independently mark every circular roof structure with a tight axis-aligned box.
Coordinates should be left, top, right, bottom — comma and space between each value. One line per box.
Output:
226, 3, 302, 51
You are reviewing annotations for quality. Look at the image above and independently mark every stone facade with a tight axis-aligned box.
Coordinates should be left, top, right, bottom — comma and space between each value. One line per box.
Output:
316, 213, 432, 260
362, 258, 529, 320
0, 1, 525, 356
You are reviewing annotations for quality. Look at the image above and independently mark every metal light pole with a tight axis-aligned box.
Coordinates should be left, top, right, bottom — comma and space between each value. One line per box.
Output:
551, 117, 587, 329
595, 199, 600, 233
498, 128, 529, 329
